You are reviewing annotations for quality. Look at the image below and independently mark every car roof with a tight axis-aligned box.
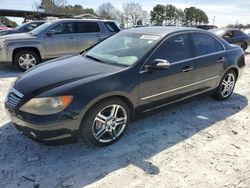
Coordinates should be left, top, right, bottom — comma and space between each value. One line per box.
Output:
48, 19, 116, 23
124, 26, 201, 36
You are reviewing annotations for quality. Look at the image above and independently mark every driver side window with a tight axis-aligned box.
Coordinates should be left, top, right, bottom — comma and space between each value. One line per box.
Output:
49, 23, 75, 35
149, 33, 191, 63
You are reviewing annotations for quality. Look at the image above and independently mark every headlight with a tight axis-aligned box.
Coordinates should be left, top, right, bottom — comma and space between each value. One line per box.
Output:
20, 96, 73, 115
0, 39, 6, 49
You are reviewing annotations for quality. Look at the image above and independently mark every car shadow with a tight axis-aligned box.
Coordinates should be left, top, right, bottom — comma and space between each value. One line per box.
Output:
0, 93, 248, 187
0, 63, 21, 78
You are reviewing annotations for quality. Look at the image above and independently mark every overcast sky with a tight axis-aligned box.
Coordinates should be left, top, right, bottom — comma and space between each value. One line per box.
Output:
0, 0, 249, 26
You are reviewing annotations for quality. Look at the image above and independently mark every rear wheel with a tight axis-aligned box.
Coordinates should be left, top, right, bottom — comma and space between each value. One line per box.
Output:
79, 98, 130, 146
214, 70, 236, 100
14, 50, 40, 72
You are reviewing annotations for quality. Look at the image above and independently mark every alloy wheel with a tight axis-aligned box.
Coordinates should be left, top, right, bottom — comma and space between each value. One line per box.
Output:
92, 104, 127, 143
18, 54, 37, 70
221, 73, 235, 98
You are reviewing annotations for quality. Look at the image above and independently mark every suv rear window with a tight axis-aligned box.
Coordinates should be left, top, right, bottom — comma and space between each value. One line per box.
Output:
77, 22, 100, 33
104, 22, 120, 32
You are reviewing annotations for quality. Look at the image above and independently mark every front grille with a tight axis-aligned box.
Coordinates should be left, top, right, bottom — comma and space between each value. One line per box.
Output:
6, 88, 23, 109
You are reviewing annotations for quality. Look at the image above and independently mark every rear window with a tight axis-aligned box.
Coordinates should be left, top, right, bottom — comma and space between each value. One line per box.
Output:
104, 22, 120, 32
77, 22, 100, 33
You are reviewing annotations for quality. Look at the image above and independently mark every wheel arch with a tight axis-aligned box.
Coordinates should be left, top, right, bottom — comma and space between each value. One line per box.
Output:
79, 94, 136, 129
12, 47, 41, 64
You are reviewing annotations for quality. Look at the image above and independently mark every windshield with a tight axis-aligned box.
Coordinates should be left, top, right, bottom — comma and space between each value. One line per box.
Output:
85, 32, 162, 66
30, 21, 53, 35
15, 22, 29, 30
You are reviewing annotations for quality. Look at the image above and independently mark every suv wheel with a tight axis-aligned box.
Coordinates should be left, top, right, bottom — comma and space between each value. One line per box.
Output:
80, 98, 130, 146
14, 50, 40, 72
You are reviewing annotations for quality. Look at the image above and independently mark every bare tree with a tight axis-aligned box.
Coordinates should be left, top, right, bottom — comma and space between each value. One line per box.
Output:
97, 3, 115, 19
122, 2, 143, 26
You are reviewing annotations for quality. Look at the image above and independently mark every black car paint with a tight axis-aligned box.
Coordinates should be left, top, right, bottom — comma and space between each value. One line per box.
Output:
5, 27, 245, 144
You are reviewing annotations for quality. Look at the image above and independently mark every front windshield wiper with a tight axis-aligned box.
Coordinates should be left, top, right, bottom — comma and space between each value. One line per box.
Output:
85, 54, 103, 63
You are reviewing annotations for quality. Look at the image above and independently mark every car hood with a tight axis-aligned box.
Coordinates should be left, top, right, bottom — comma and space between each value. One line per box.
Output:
0, 32, 35, 40
14, 55, 124, 97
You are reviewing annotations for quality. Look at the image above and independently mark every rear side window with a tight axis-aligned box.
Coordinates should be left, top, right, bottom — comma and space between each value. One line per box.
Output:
232, 30, 243, 37
191, 33, 224, 56
150, 34, 190, 63
77, 22, 100, 33
104, 22, 120, 32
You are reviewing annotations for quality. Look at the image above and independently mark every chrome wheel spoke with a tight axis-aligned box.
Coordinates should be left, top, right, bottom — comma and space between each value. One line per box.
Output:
95, 127, 107, 139
115, 117, 126, 127
95, 113, 108, 124
109, 129, 116, 140
110, 105, 119, 118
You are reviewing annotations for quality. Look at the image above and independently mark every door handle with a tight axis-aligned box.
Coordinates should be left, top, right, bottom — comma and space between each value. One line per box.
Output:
182, 66, 194, 72
217, 57, 225, 63
69, 35, 74, 39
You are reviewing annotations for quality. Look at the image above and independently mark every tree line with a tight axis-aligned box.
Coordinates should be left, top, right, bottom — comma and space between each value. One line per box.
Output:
150, 4, 209, 26
35, 0, 209, 28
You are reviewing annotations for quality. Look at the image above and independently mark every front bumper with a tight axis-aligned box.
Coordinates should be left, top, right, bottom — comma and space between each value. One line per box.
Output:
6, 109, 80, 145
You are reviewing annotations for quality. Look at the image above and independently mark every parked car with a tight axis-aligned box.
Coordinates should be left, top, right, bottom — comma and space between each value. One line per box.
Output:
5, 27, 245, 146
0, 23, 12, 31
196, 25, 217, 30
0, 19, 120, 71
211, 28, 250, 51
0, 20, 46, 36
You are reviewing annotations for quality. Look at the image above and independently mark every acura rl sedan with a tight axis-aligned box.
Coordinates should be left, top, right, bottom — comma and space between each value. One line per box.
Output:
5, 27, 245, 146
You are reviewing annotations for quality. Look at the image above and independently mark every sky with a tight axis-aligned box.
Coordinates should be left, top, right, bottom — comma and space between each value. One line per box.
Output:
0, 0, 250, 27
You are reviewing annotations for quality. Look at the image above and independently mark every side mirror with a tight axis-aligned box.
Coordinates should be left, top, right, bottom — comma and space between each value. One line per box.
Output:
47, 30, 56, 36
145, 59, 170, 71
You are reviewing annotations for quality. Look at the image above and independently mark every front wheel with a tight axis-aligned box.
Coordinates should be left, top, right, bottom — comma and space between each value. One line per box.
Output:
214, 70, 236, 100
79, 98, 130, 146
14, 50, 40, 72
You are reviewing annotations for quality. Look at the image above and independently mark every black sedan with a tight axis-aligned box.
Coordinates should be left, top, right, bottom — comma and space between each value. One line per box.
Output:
0, 20, 45, 36
5, 27, 245, 146
211, 28, 250, 51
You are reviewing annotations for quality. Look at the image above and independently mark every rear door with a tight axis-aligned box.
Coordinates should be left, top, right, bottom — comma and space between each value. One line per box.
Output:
139, 33, 196, 106
190, 32, 226, 92
44, 22, 78, 58
76, 22, 101, 51
231, 30, 244, 46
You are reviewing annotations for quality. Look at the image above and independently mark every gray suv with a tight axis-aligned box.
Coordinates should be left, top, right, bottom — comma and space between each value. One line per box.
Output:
0, 19, 120, 71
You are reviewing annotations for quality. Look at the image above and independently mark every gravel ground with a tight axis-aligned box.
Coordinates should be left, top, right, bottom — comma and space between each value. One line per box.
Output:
0, 50, 250, 188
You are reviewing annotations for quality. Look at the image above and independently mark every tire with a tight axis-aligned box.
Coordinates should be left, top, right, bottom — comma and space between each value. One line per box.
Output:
241, 43, 247, 51
213, 70, 237, 100
14, 50, 40, 72
79, 98, 130, 147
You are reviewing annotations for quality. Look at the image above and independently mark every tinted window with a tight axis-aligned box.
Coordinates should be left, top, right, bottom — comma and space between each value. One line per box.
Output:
77, 22, 100, 33
151, 34, 190, 63
50, 23, 75, 35
192, 33, 223, 56
23, 23, 43, 32
104, 22, 120, 32
232, 30, 243, 37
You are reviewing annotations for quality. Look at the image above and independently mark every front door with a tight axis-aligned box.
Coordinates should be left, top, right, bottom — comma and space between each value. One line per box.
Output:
44, 22, 78, 58
139, 33, 196, 107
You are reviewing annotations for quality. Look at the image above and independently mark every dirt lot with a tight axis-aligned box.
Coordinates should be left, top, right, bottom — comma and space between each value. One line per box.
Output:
0, 50, 250, 188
